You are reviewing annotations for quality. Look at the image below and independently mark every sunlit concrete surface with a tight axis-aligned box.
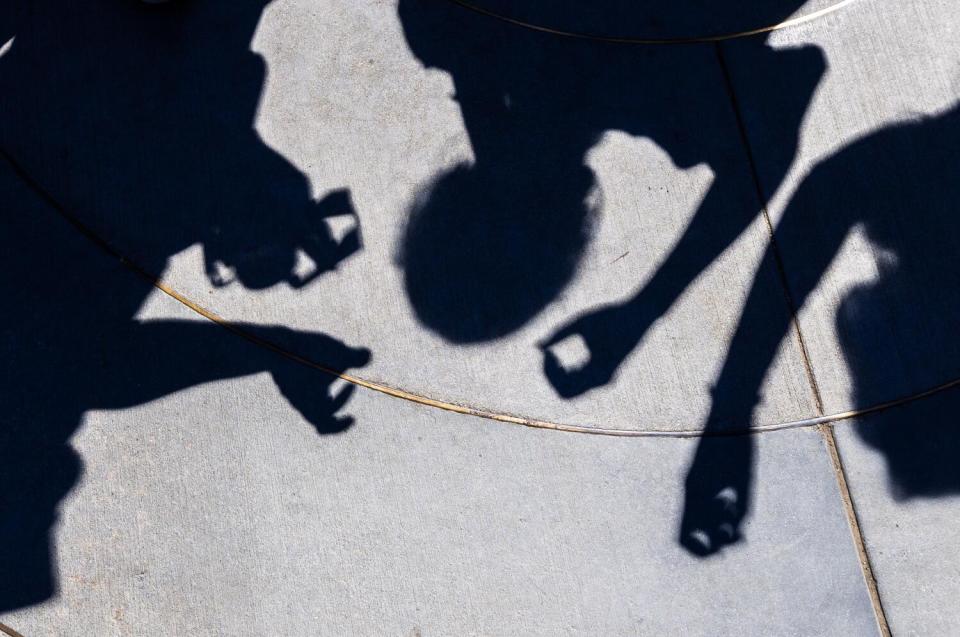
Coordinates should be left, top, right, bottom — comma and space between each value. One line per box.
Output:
723, 1, 960, 631
1, 0, 957, 633
0, 315, 875, 634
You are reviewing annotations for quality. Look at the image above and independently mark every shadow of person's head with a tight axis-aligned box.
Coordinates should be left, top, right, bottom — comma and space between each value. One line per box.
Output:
395, 0, 818, 343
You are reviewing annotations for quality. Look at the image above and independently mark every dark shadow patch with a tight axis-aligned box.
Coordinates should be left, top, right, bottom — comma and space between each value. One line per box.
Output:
0, 0, 368, 611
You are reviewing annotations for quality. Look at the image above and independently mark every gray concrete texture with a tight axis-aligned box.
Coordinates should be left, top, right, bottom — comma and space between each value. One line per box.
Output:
0, 0, 957, 633
724, 1, 960, 632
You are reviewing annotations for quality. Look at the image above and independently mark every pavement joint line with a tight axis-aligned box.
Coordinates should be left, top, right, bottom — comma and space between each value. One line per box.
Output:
3, 144, 959, 444
0, 621, 25, 637
713, 41, 826, 415
442, 0, 857, 45
821, 422, 892, 636
714, 42, 891, 635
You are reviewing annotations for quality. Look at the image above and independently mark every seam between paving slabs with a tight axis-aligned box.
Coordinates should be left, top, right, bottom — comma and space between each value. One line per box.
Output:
0, 4, 917, 635
713, 41, 891, 636
0, 621, 25, 637
442, 0, 858, 45
3, 144, 960, 443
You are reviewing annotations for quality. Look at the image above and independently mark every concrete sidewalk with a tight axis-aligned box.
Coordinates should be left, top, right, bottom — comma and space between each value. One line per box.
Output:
0, 0, 957, 634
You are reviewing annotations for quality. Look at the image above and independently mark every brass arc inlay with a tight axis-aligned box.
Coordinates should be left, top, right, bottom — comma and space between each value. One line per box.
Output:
441, 0, 858, 45
3, 143, 957, 439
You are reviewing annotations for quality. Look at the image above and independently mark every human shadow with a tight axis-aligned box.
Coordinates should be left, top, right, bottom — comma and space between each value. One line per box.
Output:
681, 104, 960, 554
397, 0, 824, 353
397, 0, 824, 559
0, 1, 368, 611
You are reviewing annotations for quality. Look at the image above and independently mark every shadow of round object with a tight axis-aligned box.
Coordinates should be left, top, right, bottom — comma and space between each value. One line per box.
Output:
402, 164, 596, 343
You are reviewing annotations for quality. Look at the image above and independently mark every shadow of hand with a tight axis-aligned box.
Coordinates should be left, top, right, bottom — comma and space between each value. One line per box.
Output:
259, 328, 372, 434
679, 436, 752, 557
290, 189, 362, 288
540, 304, 642, 398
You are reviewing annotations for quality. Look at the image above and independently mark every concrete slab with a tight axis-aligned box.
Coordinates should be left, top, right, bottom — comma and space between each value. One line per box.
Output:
424, 0, 843, 42
1, 150, 877, 632
720, 0, 960, 414
719, 0, 960, 630
0, 0, 817, 433
10, 0, 959, 632
0, 288, 878, 635
834, 394, 960, 636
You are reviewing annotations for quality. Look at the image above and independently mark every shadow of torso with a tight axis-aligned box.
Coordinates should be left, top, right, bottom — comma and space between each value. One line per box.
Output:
821, 108, 960, 496
0, 0, 368, 611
